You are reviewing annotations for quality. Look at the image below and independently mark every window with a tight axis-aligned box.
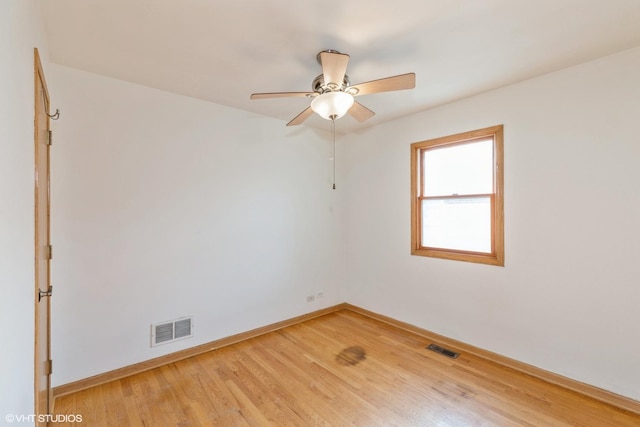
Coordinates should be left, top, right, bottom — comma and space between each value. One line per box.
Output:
410, 125, 504, 266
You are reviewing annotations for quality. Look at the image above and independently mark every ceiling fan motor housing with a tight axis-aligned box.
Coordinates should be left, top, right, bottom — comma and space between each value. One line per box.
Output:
312, 74, 351, 94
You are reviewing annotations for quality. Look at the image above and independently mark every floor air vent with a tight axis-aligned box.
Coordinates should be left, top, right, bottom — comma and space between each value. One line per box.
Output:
151, 316, 194, 347
427, 343, 460, 359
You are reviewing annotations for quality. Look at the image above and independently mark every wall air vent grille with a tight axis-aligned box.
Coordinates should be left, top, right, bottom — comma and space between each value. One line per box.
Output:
151, 316, 194, 347
174, 318, 192, 339
154, 323, 174, 344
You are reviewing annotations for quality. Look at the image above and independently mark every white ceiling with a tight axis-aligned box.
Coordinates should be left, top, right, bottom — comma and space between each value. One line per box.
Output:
41, 0, 640, 133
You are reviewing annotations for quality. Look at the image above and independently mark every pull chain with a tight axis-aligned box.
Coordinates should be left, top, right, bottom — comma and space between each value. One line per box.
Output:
332, 117, 336, 190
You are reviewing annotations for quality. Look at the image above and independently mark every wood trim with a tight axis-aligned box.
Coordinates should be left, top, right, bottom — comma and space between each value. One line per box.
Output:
343, 304, 640, 416
493, 125, 505, 265
34, 49, 50, 106
34, 47, 53, 423
415, 125, 504, 148
52, 304, 347, 399
410, 142, 419, 253
412, 246, 504, 266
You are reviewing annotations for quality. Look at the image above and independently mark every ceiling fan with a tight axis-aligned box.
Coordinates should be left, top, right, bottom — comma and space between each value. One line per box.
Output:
250, 50, 416, 126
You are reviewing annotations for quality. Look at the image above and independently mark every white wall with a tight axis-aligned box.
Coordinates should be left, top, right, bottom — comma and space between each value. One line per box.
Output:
0, 0, 49, 422
49, 65, 346, 386
343, 47, 640, 400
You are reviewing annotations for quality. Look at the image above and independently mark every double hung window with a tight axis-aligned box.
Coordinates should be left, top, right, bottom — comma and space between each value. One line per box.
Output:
410, 125, 504, 266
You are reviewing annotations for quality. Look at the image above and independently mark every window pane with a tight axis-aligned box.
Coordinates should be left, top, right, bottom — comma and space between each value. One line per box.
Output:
421, 197, 491, 253
423, 139, 493, 196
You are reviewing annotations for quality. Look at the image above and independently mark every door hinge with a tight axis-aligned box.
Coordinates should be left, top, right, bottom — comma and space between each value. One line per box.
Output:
46, 130, 53, 146
38, 285, 53, 302
45, 359, 53, 375
45, 244, 52, 260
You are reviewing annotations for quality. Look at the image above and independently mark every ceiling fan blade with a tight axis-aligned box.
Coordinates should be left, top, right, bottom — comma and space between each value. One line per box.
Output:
286, 107, 314, 126
348, 101, 376, 122
320, 51, 350, 88
350, 73, 415, 96
251, 92, 314, 100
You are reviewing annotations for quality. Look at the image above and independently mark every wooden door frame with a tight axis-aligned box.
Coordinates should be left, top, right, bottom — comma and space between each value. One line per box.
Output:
34, 47, 52, 420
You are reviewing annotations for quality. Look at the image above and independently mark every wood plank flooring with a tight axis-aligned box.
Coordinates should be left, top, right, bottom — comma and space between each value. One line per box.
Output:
53, 310, 640, 426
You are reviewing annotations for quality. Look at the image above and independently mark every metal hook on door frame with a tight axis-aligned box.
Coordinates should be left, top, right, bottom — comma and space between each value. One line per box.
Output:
47, 109, 60, 120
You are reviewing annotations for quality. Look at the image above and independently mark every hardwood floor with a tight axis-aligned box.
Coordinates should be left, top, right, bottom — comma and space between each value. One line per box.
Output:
53, 310, 640, 426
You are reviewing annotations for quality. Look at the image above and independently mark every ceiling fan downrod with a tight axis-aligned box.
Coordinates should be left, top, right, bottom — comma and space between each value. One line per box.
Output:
332, 116, 336, 190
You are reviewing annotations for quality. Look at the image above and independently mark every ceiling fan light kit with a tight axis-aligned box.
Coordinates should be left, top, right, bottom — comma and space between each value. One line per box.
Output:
310, 91, 354, 120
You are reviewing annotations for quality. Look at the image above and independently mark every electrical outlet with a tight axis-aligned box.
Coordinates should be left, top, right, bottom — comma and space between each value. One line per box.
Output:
306, 295, 315, 302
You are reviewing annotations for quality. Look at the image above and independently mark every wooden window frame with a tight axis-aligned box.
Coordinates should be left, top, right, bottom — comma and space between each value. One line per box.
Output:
410, 125, 504, 266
